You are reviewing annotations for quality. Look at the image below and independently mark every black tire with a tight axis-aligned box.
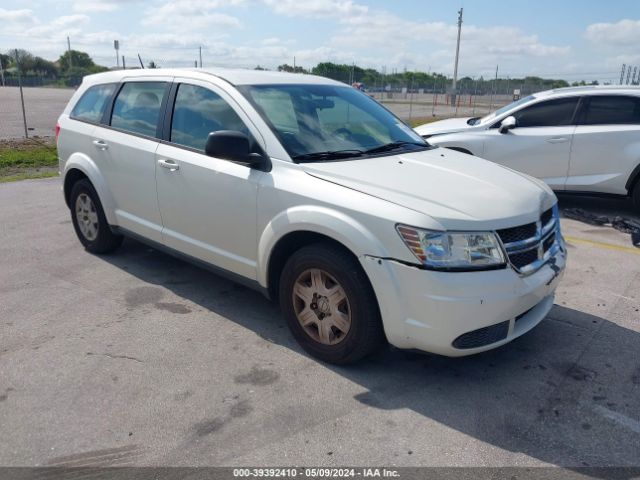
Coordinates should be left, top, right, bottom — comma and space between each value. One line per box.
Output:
279, 242, 384, 364
633, 183, 640, 212
69, 179, 123, 254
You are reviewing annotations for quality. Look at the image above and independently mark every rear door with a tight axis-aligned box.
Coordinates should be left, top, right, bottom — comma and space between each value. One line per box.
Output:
481, 96, 580, 190
155, 79, 265, 279
568, 95, 640, 195
92, 79, 171, 242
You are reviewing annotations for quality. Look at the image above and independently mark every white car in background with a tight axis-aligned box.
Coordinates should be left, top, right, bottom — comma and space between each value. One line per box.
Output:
414, 86, 640, 211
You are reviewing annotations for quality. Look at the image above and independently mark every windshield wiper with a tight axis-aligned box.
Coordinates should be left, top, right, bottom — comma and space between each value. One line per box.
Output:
292, 149, 364, 162
364, 141, 427, 155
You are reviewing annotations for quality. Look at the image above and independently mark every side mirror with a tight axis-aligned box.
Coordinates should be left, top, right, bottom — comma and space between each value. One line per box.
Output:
204, 130, 263, 167
499, 116, 517, 134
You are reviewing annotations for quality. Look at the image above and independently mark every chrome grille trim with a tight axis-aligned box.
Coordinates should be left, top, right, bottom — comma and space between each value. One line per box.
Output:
496, 207, 562, 275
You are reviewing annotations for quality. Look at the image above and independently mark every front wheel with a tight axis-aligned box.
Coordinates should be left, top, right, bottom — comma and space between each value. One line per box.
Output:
69, 179, 123, 254
279, 243, 384, 364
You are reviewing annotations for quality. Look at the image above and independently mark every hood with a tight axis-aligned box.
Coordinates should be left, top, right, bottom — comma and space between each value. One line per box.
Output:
414, 117, 474, 137
302, 148, 556, 231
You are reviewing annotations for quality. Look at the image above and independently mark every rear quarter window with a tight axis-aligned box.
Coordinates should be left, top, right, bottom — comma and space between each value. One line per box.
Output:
70, 84, 117, 124
581, 96, 640, 125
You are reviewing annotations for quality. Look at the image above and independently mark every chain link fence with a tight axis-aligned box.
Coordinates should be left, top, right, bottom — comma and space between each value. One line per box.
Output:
0, 70, 555, 141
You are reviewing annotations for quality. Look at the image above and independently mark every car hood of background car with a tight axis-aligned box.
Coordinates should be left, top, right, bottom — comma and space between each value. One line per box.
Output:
302, 148, 556, 231
413, 117, 475, 136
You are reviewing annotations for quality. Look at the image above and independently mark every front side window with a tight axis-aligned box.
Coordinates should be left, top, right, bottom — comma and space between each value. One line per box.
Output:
512, 97, 579, 128
581, 96, 640, 125
71, 83, 117, 123
480, 95, 535, 124
240, 84, 427, 160
111, 82, 166, 137
170, 84, 249, 151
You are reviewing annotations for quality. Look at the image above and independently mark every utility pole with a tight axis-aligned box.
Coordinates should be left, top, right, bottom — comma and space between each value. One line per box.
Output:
122, 56, 125, 69
489, 64, 498, 112
620, 64, 626, 85
451, 7, 463, 106
199, 46, 203, 68
0, 55, 5, 87
293, 56, 296, 71
15, 49, 28, 138
114, 40, 120, 68
67, 36, 72, 71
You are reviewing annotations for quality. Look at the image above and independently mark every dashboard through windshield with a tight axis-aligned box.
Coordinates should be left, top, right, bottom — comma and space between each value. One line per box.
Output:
239, 84, 429, 161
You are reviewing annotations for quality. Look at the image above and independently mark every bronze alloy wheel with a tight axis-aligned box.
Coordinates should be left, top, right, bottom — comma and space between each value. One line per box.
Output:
291, 268, 352, 345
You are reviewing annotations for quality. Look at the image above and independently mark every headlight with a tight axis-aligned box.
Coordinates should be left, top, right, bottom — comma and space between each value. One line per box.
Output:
396, 225, 506, 270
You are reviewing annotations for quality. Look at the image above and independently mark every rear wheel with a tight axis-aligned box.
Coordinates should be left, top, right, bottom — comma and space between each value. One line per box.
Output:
69, 179, 123, 254
633, 182, 640, 212
279, 243, 384, 364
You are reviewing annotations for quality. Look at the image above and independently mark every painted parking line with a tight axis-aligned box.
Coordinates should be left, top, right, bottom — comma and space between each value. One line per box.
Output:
564, 236, 640, 255
592, 404, 640, 434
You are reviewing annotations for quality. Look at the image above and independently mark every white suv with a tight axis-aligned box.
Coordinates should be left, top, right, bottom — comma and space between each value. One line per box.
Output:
415, 86, 640, 210
57, 68, 566, 364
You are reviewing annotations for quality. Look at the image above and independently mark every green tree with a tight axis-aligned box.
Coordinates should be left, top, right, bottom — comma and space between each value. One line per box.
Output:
278, 64, 307, 74
58, 50, 96, 71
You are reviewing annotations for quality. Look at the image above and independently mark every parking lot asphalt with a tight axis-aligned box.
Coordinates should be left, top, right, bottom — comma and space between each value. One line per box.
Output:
0, 177, 638, 470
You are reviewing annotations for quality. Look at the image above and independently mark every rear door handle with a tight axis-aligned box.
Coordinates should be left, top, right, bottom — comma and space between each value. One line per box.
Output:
92, 139, 108, 150
546, 137, 569, 144
158, 159, 179, 172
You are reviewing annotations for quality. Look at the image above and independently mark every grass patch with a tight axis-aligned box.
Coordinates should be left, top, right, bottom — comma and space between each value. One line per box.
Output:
0, 171, 59, 183
0, 140, 58, 183
407, 117, 446, 128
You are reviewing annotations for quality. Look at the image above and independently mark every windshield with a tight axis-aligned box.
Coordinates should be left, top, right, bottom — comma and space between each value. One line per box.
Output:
478, 95, 536, 124
239, 84, 428, 161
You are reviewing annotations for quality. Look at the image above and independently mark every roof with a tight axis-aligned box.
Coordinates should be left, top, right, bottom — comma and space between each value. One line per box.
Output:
534, 85, 640, 98
81, 67, 344, 87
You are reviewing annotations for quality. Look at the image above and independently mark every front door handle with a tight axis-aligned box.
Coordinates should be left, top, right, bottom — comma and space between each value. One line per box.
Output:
158, 159, 179, 172
546, 137, 569, 144
92, 139, 108, 150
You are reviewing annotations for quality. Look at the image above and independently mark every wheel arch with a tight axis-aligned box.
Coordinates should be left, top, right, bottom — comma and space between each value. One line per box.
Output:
625, 162, 640, 194
62, 153, 117, 225
258, 206, 389, 299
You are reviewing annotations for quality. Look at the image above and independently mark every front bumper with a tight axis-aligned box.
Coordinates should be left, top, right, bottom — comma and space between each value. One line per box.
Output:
361, 248, 566, 357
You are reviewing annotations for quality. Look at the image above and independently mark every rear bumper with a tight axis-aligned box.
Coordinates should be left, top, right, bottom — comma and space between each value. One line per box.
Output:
361, 247, 566, 357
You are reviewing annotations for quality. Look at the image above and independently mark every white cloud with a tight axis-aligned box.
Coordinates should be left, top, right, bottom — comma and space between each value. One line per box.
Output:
142, 0, 244, 31
0, 8, 38, 27
585, 19, 640, 47
260, 0, 367, 19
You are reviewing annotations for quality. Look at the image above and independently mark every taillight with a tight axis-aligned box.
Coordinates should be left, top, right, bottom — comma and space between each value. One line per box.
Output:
55, 122, 60, 141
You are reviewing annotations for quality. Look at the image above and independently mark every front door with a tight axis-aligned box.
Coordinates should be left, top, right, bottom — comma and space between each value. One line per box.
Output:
482, 96, 580, 190
155, 80, 264, 280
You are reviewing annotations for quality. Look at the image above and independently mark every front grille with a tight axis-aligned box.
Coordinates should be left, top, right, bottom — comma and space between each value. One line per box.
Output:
452, 320, 510, 349
497, 207, 559, 274
541, 208, 553, 226
497, 222, 537, 244
509, 249, 538, 269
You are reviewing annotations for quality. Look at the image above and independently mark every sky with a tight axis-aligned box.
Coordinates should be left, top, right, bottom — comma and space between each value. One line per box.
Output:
1, 0, 640, 82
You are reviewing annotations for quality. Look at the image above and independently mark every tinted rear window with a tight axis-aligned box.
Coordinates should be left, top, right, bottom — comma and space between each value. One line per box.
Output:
111, 82, 166, 137
71, 84, 117, 123
581, 96, 640, 125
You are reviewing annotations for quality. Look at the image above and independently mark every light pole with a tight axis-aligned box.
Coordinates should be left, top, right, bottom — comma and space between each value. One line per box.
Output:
451, 8, 463, 106
114, 40, 120, 68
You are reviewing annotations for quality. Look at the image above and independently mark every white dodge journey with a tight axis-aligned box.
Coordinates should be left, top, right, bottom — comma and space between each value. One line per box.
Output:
57, 68, 566, 364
